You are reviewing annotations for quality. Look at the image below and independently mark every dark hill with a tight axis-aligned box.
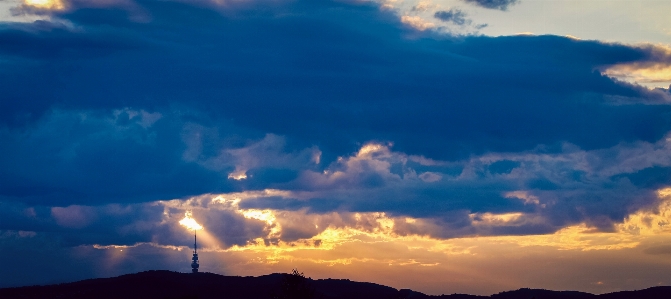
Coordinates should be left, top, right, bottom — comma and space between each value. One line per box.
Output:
0, 270, 669, 299
491, 288, 594, 299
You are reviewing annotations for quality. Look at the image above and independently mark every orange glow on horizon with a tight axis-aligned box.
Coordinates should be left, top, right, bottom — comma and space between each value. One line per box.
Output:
84, 187, 671, 295
165, 187, 671, 258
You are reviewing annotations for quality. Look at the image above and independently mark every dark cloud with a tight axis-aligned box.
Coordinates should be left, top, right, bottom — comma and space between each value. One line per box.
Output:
487, 160, 520, 175
434, 9, 470, 26
643, 245, 671, 255
0, 109, 242, 206
614, 166, 671, 189
1, 0, 671, 264
462, 0, 519, 11
1, 1, 668, 162
0, 234, 194, 288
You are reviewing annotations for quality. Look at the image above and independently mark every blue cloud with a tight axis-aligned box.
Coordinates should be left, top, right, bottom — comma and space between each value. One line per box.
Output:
0, 109, 238, 206
1, 1, 668, 160
462, 0, 519, 11
434, 9, 470, 26
1, 0, 671, 245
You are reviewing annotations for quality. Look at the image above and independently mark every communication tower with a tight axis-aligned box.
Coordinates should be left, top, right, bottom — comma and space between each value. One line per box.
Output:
191, 230, 199, 273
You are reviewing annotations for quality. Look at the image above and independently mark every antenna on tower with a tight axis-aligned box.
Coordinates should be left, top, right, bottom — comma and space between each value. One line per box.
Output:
191, 230, 199, 273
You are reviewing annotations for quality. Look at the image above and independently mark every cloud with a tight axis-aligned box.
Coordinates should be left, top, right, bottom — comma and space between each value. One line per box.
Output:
11, 0, 68, 15
207, 134, 319, 181
51, 205, 97, 228
0, 108, 241, 206
6, 189, 671, 293
602, 44, 671, 89
12, 184, 665, 251
2, 2, 670, 160
505, 191, 542, 206
643, 245, 671, 255
400, 15, 435, 30
462, 0, 518, 11
11, 0, 148, 17
418, 172, 442, 182
4, 108, 671, 236
433, 9, 469, 26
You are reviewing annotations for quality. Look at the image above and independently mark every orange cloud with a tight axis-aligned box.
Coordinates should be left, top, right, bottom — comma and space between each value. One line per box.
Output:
603, 44, 671, 88
23, 0, 66, 10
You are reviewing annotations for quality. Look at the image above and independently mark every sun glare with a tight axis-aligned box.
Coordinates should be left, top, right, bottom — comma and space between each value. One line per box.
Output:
179, 211, 203, 231
227, 171, 248, 180
24, 0, 66, 10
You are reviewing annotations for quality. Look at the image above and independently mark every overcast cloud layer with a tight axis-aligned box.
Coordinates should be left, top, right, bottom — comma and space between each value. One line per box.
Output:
2, 0, 671, 294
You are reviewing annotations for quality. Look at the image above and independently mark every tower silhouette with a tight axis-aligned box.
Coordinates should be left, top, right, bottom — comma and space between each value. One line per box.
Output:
191, 230, 199, 273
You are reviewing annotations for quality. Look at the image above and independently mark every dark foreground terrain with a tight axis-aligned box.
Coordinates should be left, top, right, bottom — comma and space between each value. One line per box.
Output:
0, 270, 669, 299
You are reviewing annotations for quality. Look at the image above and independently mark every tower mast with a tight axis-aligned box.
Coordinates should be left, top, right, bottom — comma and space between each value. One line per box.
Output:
191, 230, 199, 273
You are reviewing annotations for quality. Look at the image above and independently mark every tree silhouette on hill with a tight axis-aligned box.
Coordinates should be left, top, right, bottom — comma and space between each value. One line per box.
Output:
272, 269, 317, 299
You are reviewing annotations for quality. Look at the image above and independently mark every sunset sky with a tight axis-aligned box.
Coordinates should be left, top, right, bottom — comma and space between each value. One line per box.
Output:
2, 0, 671, 295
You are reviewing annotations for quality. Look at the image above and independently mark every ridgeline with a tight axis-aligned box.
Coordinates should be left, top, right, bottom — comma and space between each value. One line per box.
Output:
0, 270, 669, 299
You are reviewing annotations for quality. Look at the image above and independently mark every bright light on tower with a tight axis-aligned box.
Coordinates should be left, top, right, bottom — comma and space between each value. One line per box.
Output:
179, 211, 203, 231
179, 211, 202, 273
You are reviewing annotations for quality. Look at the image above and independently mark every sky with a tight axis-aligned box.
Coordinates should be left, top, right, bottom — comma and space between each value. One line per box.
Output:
2, 0, 671, 296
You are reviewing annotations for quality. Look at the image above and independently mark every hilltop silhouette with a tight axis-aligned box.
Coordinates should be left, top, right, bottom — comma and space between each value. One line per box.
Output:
0, 270, 669, 299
